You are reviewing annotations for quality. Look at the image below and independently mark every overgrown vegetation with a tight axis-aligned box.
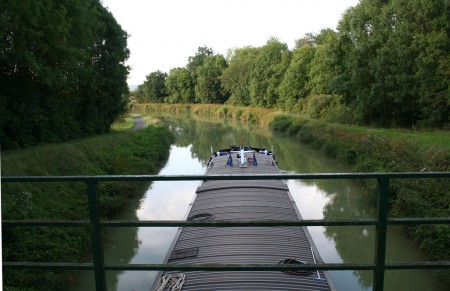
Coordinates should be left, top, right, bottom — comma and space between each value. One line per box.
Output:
270, 114, 450, 283
132, 103, 283, 128
1, 124, 174, 290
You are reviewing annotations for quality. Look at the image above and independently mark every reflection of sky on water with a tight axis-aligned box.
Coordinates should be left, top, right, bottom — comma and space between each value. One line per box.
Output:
285, 178, 367, 291
113, 145, 206, 291
112, 145, 365, 291
287, 179, 329, 220
286, 178, 340, 259
137, 182, 197, 221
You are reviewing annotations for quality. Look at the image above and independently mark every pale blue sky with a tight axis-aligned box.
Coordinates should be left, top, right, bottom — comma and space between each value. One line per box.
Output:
101, 0, 360, 86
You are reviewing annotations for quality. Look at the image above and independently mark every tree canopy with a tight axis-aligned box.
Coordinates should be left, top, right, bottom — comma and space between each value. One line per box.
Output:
195, 54, 228, 104
135, 0, 449, 129
334, 0, 449, 127
1, 0, 129, 150
220, 47, 259, 106
249, 38, 291, 108
135, 71, 167, 103
165, 67, 195, 104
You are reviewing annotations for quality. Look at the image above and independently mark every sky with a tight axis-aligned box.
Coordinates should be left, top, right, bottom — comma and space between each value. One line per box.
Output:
101, 0, 360, 86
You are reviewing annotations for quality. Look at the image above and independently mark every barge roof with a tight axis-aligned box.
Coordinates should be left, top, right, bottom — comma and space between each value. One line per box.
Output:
153, 150, 333, 291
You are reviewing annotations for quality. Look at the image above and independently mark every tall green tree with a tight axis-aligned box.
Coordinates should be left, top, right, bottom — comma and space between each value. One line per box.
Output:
186, 46, 213, 100
85, 4, 129, 133
397, 0, 449, 128
187, 46, 214, 72
0, 0, 129, 149
195, 54, 228, 103
165, 67, 195, 103
335, 0, 386, 125
278, 42, 315, 111
220, 46, 260, 105
249, 38, 291, 108
137, 70, 167, 103
308, 29, 339, 95
335, 0, 449, 127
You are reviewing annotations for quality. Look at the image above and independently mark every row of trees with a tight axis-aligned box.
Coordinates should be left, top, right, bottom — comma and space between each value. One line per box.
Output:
1, 0, 130, 150
135, 0, 449, 128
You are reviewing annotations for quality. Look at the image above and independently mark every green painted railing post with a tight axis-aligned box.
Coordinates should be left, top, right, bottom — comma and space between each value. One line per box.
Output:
87, 180, 106, 291
373, 177, 389, 291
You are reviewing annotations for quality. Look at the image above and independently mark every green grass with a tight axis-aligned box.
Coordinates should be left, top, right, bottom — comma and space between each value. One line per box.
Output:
334, 123, 450, 149
1, 122, 174, 290
111, 116, 136, 131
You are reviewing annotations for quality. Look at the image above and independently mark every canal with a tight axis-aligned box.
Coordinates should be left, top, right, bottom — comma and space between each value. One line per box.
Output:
71, 117, 445, 291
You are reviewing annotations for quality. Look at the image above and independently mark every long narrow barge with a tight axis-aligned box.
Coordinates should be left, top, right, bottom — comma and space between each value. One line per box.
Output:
152, 146, 334, 291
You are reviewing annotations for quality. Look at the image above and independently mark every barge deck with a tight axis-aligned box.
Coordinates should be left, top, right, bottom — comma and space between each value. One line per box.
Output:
152, 146, 334, 291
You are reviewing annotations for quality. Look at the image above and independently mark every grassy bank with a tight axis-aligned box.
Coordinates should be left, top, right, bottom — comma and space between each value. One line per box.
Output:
132, 103, 284, 127
1, 123, 174, 290
270, 115, 450, 283
134, 103, 450, 149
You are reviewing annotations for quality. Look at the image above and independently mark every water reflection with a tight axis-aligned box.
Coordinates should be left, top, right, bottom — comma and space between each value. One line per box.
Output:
70, 185, 142, 290
74, 118, 446, 291
112, 145, 205, 290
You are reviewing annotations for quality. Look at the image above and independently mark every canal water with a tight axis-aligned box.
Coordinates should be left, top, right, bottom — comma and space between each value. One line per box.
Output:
71, 117, 446, 291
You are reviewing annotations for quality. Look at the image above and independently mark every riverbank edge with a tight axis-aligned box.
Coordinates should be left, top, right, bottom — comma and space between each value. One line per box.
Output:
133, 103, 450, 148
270, 114, 450, 283
1, 123, 174, 290
137, 103, 449, 284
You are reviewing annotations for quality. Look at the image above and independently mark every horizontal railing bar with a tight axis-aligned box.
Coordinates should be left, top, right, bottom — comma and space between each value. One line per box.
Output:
3, 262, 93, 270
4, 218, 449, 228
384, 261, 450, 270
4, 261, 449, 271
388, 218, 450, 225
104, 263, 376, 271
2, 262, 371, 271
2, 172, 449, 183
2, 220, 91, 227
99, 219, 378, 227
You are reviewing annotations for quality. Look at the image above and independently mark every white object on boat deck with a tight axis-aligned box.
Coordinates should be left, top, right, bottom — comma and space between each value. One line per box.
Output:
239, 148, 247, 167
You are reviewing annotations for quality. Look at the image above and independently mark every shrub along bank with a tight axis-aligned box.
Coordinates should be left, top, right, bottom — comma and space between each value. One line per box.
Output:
1, 123, 174, 290
270, 115, 450, 283
133, 103, 449, 147
132, 103, 283, 127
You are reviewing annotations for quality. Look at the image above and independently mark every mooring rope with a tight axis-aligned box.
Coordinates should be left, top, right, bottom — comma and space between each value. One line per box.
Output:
154, 273, 186, 291
187, 212, 215, 221
278, 258, 313, 276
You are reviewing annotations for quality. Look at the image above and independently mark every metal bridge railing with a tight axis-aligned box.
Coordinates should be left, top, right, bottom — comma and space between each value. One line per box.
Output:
2, 172, 450, 291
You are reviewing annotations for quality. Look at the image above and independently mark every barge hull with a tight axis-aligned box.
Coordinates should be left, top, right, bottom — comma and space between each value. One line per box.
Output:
153, 149, 333, 290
